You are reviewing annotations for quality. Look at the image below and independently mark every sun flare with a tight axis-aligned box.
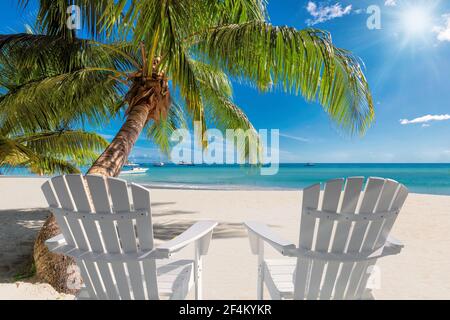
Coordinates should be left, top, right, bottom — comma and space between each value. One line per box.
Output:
400, 6, 432, 37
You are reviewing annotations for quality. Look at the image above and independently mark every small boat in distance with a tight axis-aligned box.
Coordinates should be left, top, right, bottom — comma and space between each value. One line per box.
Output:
125, 161, 139, 167
121, 167, 149, 175
121, 163, 149, 175
153, 162, 165, 167
305, 163, 315, 167
177, 161, 195, 166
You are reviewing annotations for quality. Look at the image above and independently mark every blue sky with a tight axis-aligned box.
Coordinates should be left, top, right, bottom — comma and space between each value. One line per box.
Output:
1, 0, 450, 163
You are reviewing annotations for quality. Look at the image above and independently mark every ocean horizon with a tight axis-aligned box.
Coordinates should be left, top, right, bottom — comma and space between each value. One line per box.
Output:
3, 163, 450, 196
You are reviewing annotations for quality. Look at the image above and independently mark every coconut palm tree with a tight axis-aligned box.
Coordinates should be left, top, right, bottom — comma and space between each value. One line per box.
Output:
12, 0, 374, 177
3, 0, 375, 293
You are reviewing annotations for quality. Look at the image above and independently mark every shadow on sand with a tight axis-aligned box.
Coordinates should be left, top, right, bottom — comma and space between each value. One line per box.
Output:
150, 201, 285, 241
153, 221, 248, 241
0, 209, 50, 281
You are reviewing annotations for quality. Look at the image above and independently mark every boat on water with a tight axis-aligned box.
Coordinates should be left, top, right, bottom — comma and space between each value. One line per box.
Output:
153, 162, 165, 167
305, 163, 315, 167
121, 163, 149, 175
121, 167, 149, 175
177, 161, 195, 166
125, 162, 140, 167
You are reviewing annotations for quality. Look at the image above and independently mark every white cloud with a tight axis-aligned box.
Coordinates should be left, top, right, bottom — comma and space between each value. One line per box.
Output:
279, 133, 309, 143
433, 14, 450, 42
306, 1, 352, 26
400, 114, 450, 125
384, 0, 397, 7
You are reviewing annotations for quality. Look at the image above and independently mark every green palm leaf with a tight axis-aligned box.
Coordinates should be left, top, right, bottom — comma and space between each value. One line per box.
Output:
146, 101, 187, 155
1, 129, 109, 174
196, 22, 374, 134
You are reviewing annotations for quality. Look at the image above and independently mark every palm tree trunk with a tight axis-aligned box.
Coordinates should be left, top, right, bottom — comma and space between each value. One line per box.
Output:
87, 103, 151, 177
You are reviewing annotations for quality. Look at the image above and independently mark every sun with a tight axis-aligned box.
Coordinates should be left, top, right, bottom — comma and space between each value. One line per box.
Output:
400, 6, 432, 37
391, 3, 438, 49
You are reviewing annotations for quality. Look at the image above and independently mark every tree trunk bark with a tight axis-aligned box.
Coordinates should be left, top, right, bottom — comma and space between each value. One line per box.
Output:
33, 103, 152, 294
87, 103, 152, 177
33, 214, 79, 295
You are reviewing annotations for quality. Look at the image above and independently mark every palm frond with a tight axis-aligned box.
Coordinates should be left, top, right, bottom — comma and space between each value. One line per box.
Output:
0, 137, 37, 164
0, 34, 137, 78
197, 22, 374, 134
27, 156, 81, 175
0, 34, 135, 134
189, 60, 261, 161
1, 129, 108, 174
16, 130, 108, 159
169, 47, 207, 147
146, 101, 187, 155
0, 68, 122, 135
216, 0, 268, 24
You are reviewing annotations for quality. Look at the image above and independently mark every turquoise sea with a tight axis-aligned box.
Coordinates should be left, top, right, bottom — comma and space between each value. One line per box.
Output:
3, 163, 450, 195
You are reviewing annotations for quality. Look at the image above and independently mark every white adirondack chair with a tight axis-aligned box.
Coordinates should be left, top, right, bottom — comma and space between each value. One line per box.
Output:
41, 174, 217, 300
245, 177, 409, 300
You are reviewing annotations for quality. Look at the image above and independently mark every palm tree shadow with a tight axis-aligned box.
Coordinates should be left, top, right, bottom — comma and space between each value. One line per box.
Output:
153, 221, 248, 241
151, 202, 177, 207
152, 210, 198, 217
211, 222, 248, 239
0, 209, 50, 281
151, 201, 197, 217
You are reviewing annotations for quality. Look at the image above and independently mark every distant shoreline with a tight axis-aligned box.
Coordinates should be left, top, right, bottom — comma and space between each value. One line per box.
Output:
1, 175, 449, 197
2, 163, 450, 195
140, 182, 289, 191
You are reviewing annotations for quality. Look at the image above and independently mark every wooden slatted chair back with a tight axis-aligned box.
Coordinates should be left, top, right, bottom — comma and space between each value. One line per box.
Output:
294, 177, 408, 300
41, 174, 159, 300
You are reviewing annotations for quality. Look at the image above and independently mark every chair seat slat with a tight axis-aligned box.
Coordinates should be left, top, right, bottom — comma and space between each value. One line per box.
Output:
305, 208, 399, 222
51, 207, 148, 221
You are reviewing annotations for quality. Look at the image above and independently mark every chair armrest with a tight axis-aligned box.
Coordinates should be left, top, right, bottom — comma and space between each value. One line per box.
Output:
386, 234, 404, 248
380, 234, 404, 257
155, 220, 218, 258
244, 221, 296, 256
45, 234, 66, 251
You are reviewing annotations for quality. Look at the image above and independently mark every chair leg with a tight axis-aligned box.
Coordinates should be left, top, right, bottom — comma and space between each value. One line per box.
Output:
194, 241, 203, 300
257, 239, 264, 300
361, 289, 375, 300
257, 263, 264, 300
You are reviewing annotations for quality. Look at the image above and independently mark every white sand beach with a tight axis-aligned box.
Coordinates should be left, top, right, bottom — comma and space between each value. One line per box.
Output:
1, 177, 450, 299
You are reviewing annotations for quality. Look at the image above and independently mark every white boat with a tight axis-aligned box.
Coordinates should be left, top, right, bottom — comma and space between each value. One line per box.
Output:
177, 161, 195, 166
125, 162, 140, 167
121, 167, 149, 175
153, 162, 165, 167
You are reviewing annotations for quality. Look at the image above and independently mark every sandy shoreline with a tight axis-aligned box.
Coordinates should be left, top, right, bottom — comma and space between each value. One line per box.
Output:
1, 177, 450, 299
